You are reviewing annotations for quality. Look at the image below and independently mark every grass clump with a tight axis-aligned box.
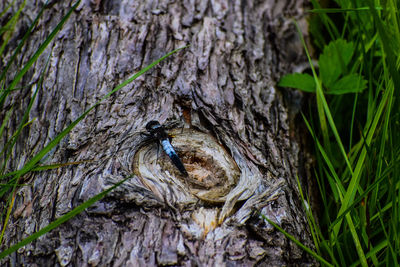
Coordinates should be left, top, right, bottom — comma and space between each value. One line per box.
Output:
276, 1, 400, 266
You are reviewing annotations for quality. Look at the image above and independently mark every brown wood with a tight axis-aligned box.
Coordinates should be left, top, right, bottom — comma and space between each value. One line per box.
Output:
1, 0, 316, 266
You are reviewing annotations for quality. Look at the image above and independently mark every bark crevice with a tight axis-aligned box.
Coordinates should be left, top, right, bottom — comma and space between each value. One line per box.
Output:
1, 0, 315, 266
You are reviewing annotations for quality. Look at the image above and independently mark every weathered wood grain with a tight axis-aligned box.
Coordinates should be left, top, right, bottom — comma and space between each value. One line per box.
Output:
0, 0, 315, 266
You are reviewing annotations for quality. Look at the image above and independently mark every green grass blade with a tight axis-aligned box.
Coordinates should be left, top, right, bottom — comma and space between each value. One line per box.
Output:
0, 83, 40, 173
349, 239, 387, 267
31, 160, 94, 171
348, 93, 358, 152
294, 21, 354, 176
0, 161, 93, 181
0, 175, 132, 259
259, 213, 334, 267
329, 157, 398, 231
0, 107, 14, 148
0, 192, 17, 244
0, 0, 26, 58
295, 175, 324, 258
0, 52, 50, 174
377, 203, 397, 264
294, 21, 385, 257
366, 1, 400, 99
333, 81, 392, 237
302, 113, 346, 197
0, 0, 16, 18
345, 213, 368, 266
309, 7, 383, 13
14, 46, 187, 179
294, 0, 399, 265
0, 46, 187, 241
0, 118, 35, 173
0, 54, 50, 243
0, 0, 81, 107
310, 0, 341, 39
0, 0, 49, 81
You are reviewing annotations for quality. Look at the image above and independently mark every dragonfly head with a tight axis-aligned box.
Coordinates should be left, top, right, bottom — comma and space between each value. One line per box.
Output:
146, 120, 162, 132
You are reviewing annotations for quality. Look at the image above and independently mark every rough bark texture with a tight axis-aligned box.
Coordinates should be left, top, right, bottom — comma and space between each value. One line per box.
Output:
1, 0, 315, 266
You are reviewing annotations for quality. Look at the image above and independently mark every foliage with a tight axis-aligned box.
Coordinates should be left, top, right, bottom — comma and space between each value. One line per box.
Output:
279, 39, 367, 94
274, 1, 400, 266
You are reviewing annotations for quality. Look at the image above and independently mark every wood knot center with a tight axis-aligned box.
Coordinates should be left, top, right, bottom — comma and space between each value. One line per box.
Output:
133, 128, 240, 204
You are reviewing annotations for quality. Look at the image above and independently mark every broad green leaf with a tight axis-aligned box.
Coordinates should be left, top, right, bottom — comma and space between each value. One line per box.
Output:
327, 74, 367, 94
278, 73, 316, 93
319, 39, 355, 87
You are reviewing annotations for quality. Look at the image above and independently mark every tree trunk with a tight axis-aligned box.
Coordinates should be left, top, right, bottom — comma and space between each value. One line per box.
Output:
1, 0, 315, 266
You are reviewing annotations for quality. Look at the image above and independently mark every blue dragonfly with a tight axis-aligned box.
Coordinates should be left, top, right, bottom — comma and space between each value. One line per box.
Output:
145, 120, 188, 176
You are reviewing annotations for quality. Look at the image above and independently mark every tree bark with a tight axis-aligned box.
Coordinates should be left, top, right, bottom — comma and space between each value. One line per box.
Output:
1, 0, 315, 266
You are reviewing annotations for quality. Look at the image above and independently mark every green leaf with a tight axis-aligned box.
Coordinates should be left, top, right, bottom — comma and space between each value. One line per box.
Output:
278, 73, 316, 93
327, 74, 367, 94
319, 39, 355, 87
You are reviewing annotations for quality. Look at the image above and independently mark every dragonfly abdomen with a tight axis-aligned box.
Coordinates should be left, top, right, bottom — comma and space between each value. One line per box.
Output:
161, 139, 188, 176
161, 139, 175, 156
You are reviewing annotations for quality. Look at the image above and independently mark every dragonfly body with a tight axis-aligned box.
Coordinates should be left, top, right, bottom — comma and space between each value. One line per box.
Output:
145, 120, 188, 176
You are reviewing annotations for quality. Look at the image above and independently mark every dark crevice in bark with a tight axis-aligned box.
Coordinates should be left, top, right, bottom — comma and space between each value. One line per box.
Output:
1, 0, 316, 266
